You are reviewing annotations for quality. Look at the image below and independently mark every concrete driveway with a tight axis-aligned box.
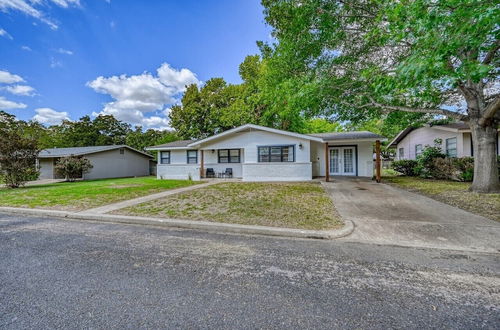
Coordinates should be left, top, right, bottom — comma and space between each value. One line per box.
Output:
323, 177, 500, 253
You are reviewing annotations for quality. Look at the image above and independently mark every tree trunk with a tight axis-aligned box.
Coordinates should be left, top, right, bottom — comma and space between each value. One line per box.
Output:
469, 120, 500, 193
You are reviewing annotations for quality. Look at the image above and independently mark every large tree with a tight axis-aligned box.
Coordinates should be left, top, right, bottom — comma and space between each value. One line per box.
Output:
169, 56, 266, 139
0, 111, 40, 188
262, 0, 500, 192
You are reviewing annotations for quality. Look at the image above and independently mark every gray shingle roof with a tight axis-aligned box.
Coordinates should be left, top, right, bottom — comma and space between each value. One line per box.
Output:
39, 145, 152, 158
308, 131, 385, 141
148, 139, 196, 148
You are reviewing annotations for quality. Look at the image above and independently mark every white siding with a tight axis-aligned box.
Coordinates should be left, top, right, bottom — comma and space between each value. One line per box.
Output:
242, 163, 312, 181
157, 164, 200, 180
200, 130, 311, 163
156, 130, 313, 181
396, 127, 469, 160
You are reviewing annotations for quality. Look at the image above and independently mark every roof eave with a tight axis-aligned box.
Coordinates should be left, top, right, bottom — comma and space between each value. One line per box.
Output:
324, 138, 387, 144
188, 124, 324, 147
145, 146, 192, 151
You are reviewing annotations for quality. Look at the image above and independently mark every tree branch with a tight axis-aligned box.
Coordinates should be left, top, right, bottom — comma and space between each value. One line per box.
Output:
479, 96, 500, 126
365, 98, 469, 121
482, 39, 500, 65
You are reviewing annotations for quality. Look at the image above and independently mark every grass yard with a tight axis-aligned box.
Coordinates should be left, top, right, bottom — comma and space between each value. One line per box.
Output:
384, 176, 500, 221
115, 182, 342, 230
0, 176, 198, 211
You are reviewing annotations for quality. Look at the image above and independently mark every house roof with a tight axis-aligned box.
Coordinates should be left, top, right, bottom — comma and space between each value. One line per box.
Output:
388, 122, 471, 147
147, 139, 197, 150
147, 124, 386, 150
187, 124, 325, 147
308, 131, 385, 141
39, 145, 153, 158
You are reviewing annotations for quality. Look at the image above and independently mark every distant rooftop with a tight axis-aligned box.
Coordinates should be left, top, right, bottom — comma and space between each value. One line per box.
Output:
39, 145, 152, 158
148, 139, 197, 149
308, 131, 385, 141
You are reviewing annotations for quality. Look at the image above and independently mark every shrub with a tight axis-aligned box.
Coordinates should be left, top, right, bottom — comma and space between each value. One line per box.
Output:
431, 158, 459, 180
55, 156, 93, 182
0, 112, 40, 188
415, 140, 446, 178
392, 159, 418, 176
452, 157, 474, 182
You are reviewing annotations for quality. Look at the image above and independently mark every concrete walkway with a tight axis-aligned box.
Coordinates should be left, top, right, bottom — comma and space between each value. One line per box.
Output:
323, 177, 500, 253
80, 180, 222, 215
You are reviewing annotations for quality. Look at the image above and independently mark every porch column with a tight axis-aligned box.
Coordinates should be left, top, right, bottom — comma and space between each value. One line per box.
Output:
325, 143, 330, 182
375, 140, 381, 183
200, 150, 204, 179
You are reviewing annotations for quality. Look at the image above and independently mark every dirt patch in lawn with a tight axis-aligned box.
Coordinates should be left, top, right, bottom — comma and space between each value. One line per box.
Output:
115, 182, 342, 230
384, 176, 500, 222
108, 184, 144, 189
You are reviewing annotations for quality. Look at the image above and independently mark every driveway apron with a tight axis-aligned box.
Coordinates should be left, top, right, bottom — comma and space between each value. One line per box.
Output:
323, 177, 500, 253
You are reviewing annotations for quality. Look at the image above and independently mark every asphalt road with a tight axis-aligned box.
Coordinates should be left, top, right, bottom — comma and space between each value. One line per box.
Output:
1, 213, 499, 329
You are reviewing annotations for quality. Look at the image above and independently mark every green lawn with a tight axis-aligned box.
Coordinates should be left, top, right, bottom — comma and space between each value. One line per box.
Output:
115, 182, 342, 230
384, 176, 500, 221
0, 176, 198, 211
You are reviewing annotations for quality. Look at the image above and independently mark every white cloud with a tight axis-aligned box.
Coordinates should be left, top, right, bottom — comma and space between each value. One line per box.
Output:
4, 84, 35, 96
157, 63, 199, 94
33, 107, 69, 125
0, 96, 26, 110
0, 28, 12, 39
21, 45, 32, 51
0, 0, 81, 30
0, 70, 24, 84
87, 63, 199, 128
56, 47, 73, 55
50, 57, 62, 68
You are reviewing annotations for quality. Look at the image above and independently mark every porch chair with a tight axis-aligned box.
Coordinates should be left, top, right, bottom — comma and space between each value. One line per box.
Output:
224, 168, 233, 178
206, 168, 215, 178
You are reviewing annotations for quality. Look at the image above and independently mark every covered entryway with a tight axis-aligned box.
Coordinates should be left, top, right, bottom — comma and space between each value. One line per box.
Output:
329, 146, 356, 176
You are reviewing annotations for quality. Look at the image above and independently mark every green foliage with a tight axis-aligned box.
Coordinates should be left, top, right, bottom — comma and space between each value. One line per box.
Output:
55, 156, 93, 182
0, 111, 41, 188
260, 0, 499, 128
125, 126, 178, 156
453, 157, 475, 182
431, 158, 459, 180
169, 55, 268, 139
392, 159, 418, 176
303, 118, 343, 133
415, 140, 446, 178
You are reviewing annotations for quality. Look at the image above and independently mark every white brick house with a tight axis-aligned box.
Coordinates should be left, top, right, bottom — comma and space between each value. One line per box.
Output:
147, 124, 385, 181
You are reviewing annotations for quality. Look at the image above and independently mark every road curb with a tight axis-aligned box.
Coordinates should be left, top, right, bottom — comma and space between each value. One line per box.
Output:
0, 207, 354, 240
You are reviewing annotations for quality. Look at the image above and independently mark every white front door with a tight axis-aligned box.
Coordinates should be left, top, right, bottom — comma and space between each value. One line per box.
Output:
329, 147, 356, 176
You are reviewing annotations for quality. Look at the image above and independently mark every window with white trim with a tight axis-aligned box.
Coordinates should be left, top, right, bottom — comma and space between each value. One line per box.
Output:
218, 149, 240, 163
258, 145, 295, 162
415, 144, 422, 157
187, 150, 198, 164
446, 137, 457, 157
160, 151, 170, 164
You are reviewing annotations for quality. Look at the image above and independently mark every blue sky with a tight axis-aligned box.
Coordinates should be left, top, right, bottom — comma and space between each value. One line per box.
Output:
0, 0, 270, 128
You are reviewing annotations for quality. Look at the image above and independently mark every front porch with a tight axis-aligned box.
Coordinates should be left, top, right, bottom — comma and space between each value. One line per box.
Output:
322, 140, 382, 183
198, 148, 244, 179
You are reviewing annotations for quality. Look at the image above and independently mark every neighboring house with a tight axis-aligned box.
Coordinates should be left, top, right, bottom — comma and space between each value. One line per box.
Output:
389, 122, 500, 160
38, 145, 154, 180
146, 124, 385, 181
